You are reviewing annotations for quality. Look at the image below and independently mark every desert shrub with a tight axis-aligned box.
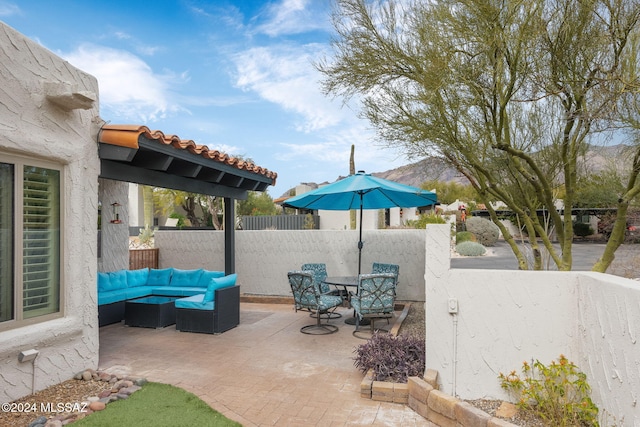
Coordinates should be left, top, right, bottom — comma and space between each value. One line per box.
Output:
353, 333, 425, 383
137, 225, 157, 247
465, 217, 500, 246
455, 241, 486, 256
456, 231, 476, 244
169, 212, 186, 228
406, 213, 447, 228
499, 355, 599, 426
573, 222, 594, 237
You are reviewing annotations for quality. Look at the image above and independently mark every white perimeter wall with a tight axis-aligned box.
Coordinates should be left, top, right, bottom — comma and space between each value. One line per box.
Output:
425, 224, 640, 424
318, 208, 420, 230
154, 229, 427, 301
0, 22, 100, 402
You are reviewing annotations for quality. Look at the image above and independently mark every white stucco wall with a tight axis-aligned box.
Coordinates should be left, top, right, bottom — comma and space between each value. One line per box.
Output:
424, 224, 640, 423
318, 207, 419, 230
98, 179, 130, 272
154, 229, 427, 301
0, 22, 100, 402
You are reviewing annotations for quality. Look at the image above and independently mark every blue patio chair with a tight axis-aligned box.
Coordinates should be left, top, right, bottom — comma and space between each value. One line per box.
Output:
301, 263, 344, 318
350, 273, 397, 339
287, 270, 343, 335
372, 262, 399, 294
301, 263, 330, 294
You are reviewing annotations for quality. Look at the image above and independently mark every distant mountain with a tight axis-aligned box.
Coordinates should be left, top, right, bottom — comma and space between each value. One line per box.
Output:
372, 157, 468, 188
282, 144, 633, 198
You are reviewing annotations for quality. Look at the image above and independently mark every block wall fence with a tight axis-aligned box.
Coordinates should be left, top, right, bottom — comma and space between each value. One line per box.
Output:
154, 229, 428, 301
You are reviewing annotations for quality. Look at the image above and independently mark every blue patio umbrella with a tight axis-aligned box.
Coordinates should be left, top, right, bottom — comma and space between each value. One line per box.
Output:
283, 171, 438, 274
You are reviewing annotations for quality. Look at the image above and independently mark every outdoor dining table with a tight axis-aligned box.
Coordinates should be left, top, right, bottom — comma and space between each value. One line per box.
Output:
322, 276, 369, 325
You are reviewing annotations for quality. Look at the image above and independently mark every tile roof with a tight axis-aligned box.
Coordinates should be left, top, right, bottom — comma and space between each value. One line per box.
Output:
99, 124, 277, 185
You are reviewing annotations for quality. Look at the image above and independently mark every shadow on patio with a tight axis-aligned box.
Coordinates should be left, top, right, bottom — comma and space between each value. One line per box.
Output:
98, 302, 431, 426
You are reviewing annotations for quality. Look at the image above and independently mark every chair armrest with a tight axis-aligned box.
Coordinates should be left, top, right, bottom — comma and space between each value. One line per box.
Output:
214, 285, 240, 333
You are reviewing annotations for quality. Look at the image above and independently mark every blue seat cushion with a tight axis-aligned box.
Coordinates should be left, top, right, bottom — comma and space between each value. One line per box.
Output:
175, 294, 215, 311
126, 268, 149, 287
151, 286, 207, 297
147, 268, 173, 286
351, 296, 394, 316
97, 272, 111, 292
318, 294, 343, 311
203, 274, 237, 303
170, 268, 204, 287
124, 287, 153, 300
107, 270, 128, 291
197, 270, 225, 288
98, 290, 128, 306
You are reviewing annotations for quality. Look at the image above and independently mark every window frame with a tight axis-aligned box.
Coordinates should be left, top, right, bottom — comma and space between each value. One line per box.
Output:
0, 153, 65, 331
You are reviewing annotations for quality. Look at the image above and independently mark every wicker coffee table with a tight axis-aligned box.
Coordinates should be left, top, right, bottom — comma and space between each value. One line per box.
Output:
124, 296, 178, 328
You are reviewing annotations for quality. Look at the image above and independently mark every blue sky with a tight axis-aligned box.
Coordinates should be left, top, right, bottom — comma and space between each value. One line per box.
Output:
1, 0, 410, 197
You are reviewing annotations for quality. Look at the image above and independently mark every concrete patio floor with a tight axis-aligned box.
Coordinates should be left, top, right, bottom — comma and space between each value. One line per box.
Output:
98, 302, 432, 426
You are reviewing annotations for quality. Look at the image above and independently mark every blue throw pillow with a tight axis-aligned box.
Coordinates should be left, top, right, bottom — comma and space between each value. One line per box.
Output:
170, 268, 204, 287
126, 268, 149, 287
97, 272, 111, 292
203, 274, 237, 303
196, 270, 225, 288
108, 270, 128, 290
147, 268, 173, 286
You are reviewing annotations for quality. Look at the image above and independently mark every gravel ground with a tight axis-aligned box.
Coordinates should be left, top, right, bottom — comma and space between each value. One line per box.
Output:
0, 377, 112, 427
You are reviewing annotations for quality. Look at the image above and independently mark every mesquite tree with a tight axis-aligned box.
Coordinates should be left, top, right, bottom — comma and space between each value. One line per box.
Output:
318, 0, 640, 271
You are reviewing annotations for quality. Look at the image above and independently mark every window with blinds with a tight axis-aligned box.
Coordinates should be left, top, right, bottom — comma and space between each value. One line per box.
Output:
0, 157, 62, 328
22, 166, 60, 318
0, 163, 14, 323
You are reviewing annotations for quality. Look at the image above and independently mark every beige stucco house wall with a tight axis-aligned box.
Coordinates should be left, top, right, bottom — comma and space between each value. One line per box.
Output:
0, 22, 101, 402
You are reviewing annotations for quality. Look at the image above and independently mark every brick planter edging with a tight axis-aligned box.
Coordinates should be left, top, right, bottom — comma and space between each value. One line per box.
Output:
407, 373, 519, 427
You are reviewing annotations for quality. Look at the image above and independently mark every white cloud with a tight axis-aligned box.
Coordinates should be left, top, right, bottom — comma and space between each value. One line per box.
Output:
232, 44, 350, 132
277, 141, 347, 162
256, 0, 330, 37
63, 44, 181, 122
200, 143, 241, 155
106, 30, 162, 56
0, 2, 20, 17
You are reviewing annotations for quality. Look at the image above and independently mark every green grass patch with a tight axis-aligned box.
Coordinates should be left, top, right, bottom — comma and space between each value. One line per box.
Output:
73, 382, 241, 427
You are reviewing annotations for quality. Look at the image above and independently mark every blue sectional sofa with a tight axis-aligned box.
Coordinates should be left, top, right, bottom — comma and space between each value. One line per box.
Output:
97, 267, 239, 332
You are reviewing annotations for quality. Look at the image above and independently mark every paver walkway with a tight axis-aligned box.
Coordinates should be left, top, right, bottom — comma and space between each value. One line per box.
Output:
99, 303, 433, 426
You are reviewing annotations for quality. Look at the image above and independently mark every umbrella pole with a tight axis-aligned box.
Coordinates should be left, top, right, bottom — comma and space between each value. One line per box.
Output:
358, 195, 363, 276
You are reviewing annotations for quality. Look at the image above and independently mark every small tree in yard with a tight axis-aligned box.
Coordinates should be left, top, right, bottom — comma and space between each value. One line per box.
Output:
318, 0, 640, 272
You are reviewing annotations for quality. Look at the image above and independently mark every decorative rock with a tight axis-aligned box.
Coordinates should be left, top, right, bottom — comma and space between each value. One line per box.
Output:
118, 386, 140, 396
496, 401, 518, 418
98, 397, 111, 404
28, 416, 47, 427
89, 401, 106, 412
73, 372, 83, 380
116, 393, 130, 400
99, 390, 112, 398
109, 376, 118, 383
60, 413, 76, 422
81, 370, 92, 381
134, 378, 148, 386
44, 419, 63, 427
87, 396, 100, 402
99, 372, 112, 381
